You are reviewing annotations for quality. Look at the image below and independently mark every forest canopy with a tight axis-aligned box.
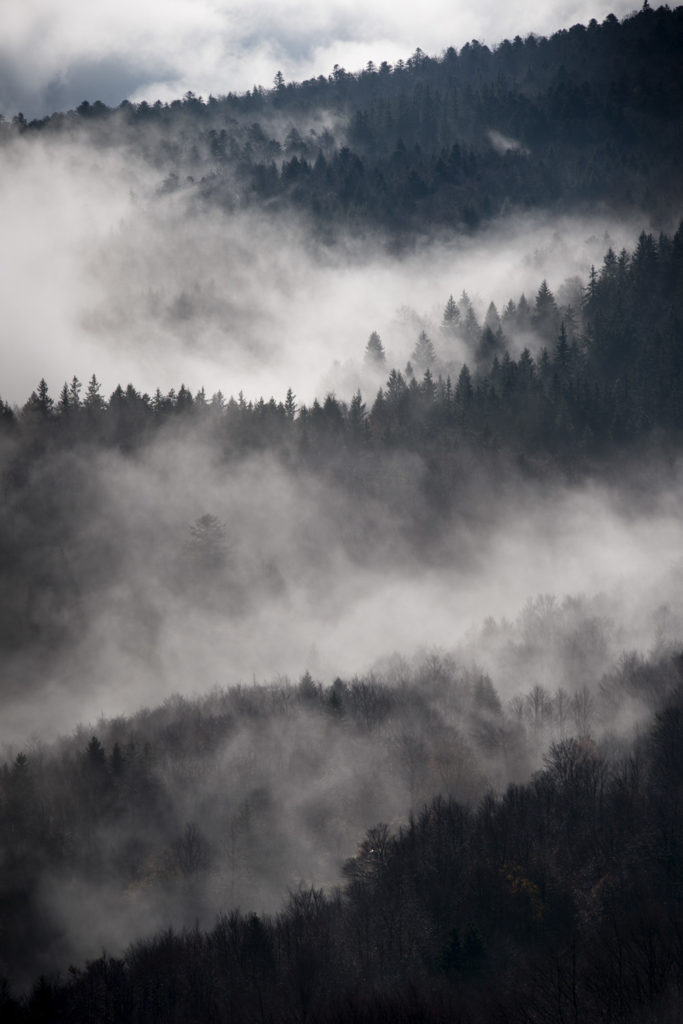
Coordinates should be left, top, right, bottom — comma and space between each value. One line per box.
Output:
1, 6, 683, 1023
3, 6, 683, 237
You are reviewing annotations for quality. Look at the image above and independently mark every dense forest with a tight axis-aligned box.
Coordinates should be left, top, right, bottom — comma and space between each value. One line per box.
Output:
1, 649, 682, 1022
1, 4, 683, 1022
4, 224, 683, 463
0, 227, 680, 678
3, 5, 683, 236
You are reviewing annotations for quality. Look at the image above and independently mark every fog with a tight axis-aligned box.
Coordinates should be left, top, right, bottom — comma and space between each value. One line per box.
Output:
0, 133, 647, 407
1, 51, 682, 997
1, 0, 638, 119
0, 124, 675, 749
2, 421, 683, 749
3, 417, 682, 983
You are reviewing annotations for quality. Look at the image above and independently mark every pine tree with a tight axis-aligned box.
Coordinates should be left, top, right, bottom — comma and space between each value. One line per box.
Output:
69, 376, 82, 407
84, 374, 105, 411
516, 294, 532, 332
502, 298, 517, 327
455, 364, 473, 406
518, 348, 536, 388
554, 322, 571, 381
532, 280, 560, 342
476, 326, 504, 371
58, 382, 71, 414
348, 390, 366, 437
24, 378, 54, 417
442, 294, 460, 333
386, 369, 406, 403
411, 330, 436, 369
462, 306, 481, 347
176, 384, 193, 412
421, 368, 436, 401
484, 301, 501, 332
364, 331, 386, 365
284, 388, 297, 420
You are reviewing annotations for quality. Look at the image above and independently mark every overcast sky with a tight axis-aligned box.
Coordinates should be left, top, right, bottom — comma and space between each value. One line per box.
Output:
1, 0, 639, 119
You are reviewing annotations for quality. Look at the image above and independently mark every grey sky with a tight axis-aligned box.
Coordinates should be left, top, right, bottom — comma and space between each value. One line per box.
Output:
1, 0, 639, 118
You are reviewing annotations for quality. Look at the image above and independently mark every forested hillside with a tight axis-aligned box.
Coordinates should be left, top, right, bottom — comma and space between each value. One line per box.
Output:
1, 5, 683, 1021
4, 225, 683, 465
0, 229, 680, 678
2, 663, 682, 1022
4, 5, 683, 235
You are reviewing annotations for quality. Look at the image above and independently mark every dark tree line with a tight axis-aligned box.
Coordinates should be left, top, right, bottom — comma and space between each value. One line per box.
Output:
3, 6, 683, 235
0, 230, 679, 697
5, 226, 683, 466
1, 8, 682, 1017
2, 660, 682, 1022
4, 619, 665, 990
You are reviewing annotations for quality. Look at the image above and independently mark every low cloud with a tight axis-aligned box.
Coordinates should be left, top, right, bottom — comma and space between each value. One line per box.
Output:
0, 133, 647, 409
2, 426, 682, 747
488, 129, 529, 154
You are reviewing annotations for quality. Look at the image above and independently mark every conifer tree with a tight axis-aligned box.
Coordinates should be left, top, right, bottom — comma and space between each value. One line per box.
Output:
411, 330, 436, 369
364, 331, 386, 365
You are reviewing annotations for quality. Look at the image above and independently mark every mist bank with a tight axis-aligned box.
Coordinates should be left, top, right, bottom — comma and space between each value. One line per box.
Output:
2, 402, 683, 748
1, 7, 682, 1009
3, 5, 683, 407
6, 5, 682, 231
0, 220, 681, 738
2, 611, 681, 990
0, 129, 651, 407
6, 684, 681, 1023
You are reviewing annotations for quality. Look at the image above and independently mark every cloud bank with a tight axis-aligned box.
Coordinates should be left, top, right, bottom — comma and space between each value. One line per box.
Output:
0, 134, 646, 409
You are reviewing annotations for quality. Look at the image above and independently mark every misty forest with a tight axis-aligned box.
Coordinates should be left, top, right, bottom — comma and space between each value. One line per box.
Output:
2, 4, 683, 1022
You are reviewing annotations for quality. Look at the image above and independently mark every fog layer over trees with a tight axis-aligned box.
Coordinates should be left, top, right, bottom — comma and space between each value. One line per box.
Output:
1, 6, 683, 1021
